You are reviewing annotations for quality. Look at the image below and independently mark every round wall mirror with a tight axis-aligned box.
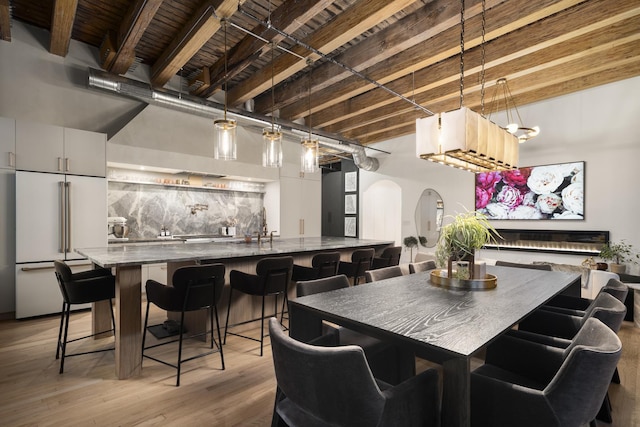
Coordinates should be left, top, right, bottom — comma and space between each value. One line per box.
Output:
414, 189, 443, 248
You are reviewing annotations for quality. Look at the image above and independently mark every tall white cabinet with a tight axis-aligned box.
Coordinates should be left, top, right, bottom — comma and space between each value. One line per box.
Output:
11, 118, 107, 318
0, 117, 16, 314
278, 165, 321, 238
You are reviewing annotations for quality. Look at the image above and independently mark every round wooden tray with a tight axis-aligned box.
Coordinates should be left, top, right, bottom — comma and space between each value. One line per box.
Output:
430, 269, 497, 290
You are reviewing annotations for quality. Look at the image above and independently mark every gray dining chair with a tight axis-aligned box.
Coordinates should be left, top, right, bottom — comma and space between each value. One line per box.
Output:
364, 265, 404, 282
409, 260, 436, 274
471, 317, 622, 427
268, 318, 440, 427
296, 274, 415, 385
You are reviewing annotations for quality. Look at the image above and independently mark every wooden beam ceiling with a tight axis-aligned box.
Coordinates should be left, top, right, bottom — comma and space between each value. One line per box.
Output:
193, 0, 334, 98
7, 0, 640, 151
318, 0, 640, 139
49, 0, 78, 56
226, 0, 419, 106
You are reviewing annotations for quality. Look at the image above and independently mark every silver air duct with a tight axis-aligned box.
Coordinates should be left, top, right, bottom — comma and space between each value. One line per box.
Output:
88, 68, 379, 171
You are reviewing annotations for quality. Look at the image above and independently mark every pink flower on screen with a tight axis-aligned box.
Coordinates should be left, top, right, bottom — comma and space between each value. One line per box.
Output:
502, 168, 532, 188
476, 187, 493, 209
476, 172, 502, 190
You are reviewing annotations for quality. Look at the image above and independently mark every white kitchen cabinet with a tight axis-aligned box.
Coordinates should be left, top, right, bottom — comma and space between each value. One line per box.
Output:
0, 169, 15, 314
141, 263, 167, 286
15, 120, 106, 177
63, 127, 106, 177
279, 175, 321, 238
15, 120, 64, 173
0, 117, 16, 170
15, 260, 93, 319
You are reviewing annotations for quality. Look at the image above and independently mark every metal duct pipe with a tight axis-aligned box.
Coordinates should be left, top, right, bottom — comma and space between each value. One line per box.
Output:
87, 68, 379, 171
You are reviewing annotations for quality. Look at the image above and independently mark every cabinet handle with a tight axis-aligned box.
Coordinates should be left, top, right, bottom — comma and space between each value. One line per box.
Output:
57, 157, 63, 172
65, 157, 70, 172
299, 219, 304, 235
8, 152, 15, 167
59, 181, 65, 253
66, 181, 72, 253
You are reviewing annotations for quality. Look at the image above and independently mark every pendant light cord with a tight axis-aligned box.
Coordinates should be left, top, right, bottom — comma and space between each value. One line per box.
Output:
480, 0, 486, 116
223, 19, 228, 121
459, 0, 465, 109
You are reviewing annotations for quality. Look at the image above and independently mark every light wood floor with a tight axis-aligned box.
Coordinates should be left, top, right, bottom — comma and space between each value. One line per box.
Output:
0, 304, 638, 426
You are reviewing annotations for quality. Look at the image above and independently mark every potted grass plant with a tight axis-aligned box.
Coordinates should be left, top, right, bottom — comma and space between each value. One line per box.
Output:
435, 211, 499, 280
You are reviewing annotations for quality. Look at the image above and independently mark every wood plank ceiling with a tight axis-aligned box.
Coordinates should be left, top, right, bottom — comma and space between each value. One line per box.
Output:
4, 0, 640, 160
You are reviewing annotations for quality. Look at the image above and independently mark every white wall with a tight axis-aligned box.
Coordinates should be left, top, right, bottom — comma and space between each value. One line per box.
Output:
361, 76, 640, 274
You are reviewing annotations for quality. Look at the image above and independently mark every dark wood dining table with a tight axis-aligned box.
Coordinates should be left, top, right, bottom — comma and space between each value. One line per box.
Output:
288, 265, 581, 427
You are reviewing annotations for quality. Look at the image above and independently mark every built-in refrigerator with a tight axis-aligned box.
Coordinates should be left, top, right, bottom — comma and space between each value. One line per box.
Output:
15, 171, 106, 318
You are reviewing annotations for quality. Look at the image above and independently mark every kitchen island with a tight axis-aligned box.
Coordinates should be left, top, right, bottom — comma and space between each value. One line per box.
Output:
76, 237, 393, 379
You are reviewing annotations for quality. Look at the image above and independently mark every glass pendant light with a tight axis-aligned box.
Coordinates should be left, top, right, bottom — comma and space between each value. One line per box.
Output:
214, 19, 237, 160
301, 73, 318, 173
263, 41, 282, 168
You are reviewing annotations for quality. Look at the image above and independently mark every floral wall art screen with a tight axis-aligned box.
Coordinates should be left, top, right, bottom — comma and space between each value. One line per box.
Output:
475, 161, 585, 220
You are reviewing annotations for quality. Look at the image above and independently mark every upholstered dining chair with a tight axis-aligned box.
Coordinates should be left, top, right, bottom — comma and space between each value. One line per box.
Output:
291, 251, 340, 282
471, 317, 622, 427
225, 256, 293, 356
337, 248, 374, 285
409, 260, 436, 274
268, 318, 440, 427
142, 263, 226, 386
296, 274, 415, 385
515, 292, 627, 342
370, 246, 402, 270
544, 278, 628, 313
511, 288, 627, 423
54, 260, 115, 374
364, 265, 404, 283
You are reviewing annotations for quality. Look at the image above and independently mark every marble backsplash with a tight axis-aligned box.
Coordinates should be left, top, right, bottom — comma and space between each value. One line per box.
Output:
108, 182, 264, 238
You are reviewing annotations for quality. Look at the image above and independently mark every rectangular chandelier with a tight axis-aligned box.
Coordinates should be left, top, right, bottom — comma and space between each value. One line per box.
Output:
416, 107, 519, 172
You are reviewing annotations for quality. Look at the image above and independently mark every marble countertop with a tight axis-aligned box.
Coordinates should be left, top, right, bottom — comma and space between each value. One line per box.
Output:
77, 236, 394, 268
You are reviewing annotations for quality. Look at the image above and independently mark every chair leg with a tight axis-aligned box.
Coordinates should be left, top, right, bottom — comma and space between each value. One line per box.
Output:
224, 288, 233, 345
59, 304, 71, 374
260, 294, 266, 357
176, 310, 186, 387
141, 301, 151, 360
109, 298, 116, 333
56, 302, 66, 360
214, 304, 225, 370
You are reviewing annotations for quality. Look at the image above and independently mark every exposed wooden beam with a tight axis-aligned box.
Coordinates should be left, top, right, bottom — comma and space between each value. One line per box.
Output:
255, 0, 505, 115
194, 0, 332, 98
151, 0, 240, 88
49, 0, 78, 56
104, 0, 163, 75
343, 44, 640, 144
227, 0, 418, 107
325, 0, 640, 138
0, 0, 10, 42
281, 0, 587, 122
